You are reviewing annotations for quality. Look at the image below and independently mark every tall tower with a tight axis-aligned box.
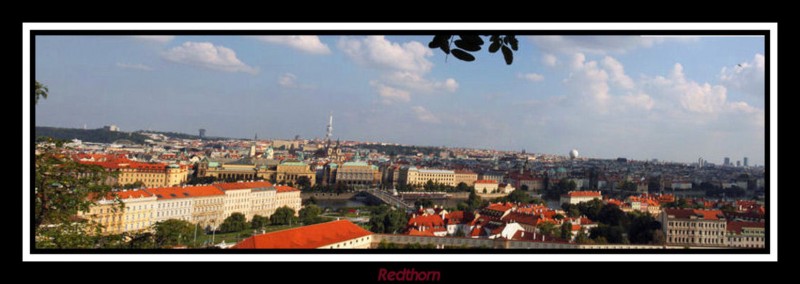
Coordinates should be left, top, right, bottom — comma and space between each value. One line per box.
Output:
743, 157, 749, 167
199, 128, 206, 138
249, 133, 257, 157
326, 112, 333, 142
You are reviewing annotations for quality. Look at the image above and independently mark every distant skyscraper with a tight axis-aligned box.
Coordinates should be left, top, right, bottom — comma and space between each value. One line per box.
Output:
724, 157, 731, 166
326, 112, 333, 141
698, 157, 704, 168
736, 160, 741, 167
199, 128, 206, 138
743, 157, 749, 167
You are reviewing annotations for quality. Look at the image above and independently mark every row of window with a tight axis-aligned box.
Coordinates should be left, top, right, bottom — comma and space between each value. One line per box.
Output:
668, 221, 724, 229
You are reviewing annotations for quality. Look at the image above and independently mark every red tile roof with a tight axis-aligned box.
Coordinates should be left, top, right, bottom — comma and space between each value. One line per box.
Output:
726, 221, 765, 234
116, 190, 154, 199
475, 179, 497, 184
486, 202, 514, 212
408, 228, 436, 236
501, 212, 539, 226
408, 214, 444, 227
275, 185, 300, 193
214, 181, 274, 191
664, 209, 725, 220
566, 191, 602, 197
145, 185, 224, 199
232, 220, 372, 249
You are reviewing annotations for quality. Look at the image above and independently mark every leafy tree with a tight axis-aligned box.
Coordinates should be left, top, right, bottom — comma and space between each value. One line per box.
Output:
560, 221, 573, 240
554, 213, 565, 220
251, 215, 269, 230
597, 204, 627, 227
456, 182, 471, 192
270, 206, 297, 226
456, 202, 469, 211
520, 184, 529, 191
296, 176, 311, 190
154, 219, 195, 247
467, 189, 482, 211
35, 139, 118, 244
377, 239, 399, 249
219, 212, 247, 233
505, 189, 531, 203
589, 224, 626, 244
303, 196, 318, 206
414, 199, 434, 208
537, 222, 557, 238
368, 207, 408, 234
428, 35, 519, 65
35, 80, 48, 104
299, 205, 323, 225
120, 180, 146, 189
574, 229, 593, 244
627, 212, 662, 244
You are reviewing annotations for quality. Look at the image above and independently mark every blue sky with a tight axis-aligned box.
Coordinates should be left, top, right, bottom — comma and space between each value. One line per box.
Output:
34, 35, 766, 165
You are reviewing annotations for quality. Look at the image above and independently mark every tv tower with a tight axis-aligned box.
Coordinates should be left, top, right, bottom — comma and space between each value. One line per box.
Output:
325, 112, 333, 141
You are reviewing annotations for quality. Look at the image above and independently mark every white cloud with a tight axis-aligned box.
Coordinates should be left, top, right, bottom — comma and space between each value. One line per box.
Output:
338, 36, 433, 73
162, 42, 257, 74
116, 62, 153, 71
253, 36, 331, 55
531, 36, 697, 55
384, 72, 458, 93
518, 73, 544, 82
719, 53, 765, 98
278, 73, 315, 89
620, 93, 655, 110
133, 36, 174, 43
542, 53, 558, 67
339, 36, 458, 103
564, 53, 611, 109
601, 56, 634, 89
411, 106, 440, 124
372, 82, 410, 105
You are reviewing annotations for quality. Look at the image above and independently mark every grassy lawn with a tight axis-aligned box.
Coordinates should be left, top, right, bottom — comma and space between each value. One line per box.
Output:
196, 224, 301, 246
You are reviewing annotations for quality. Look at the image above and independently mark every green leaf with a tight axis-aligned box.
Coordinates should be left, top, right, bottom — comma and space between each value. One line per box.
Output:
454, 39, 481, 52
439, 43, 450, 54
458, 35, 484, 45
489, 41, 501, 53
501, 46, 513, 65
451, 49, 476, 62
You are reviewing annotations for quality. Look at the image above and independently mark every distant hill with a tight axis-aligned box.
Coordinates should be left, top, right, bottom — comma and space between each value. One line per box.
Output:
134, 130, 231, 141
35, 126, 149, 144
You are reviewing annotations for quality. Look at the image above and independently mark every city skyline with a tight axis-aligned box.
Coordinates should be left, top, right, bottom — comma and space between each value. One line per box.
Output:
34, 35, 766, 165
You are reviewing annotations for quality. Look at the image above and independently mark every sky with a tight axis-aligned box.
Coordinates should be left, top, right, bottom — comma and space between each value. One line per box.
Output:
34, 35, 766, 165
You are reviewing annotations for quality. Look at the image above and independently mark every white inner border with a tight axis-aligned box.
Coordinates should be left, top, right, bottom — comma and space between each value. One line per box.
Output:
22, 22, 777, 262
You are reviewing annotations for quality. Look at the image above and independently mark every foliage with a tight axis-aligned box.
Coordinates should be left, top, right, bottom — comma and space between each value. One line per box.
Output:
34, 139, 119, 235
627, 212, 663, 245
186, 176, 217, 185
537, 222, 557, 238
299, 205, 324, 225
219, 213, 248, 233
560, 221, 573, 240
574, 229, 593, 244
368, 206, 408, 234
270, 206, 298, 226
376, 239, 400, 249
295, 176, 312, 190
120, 181, 146, 189
36, 126, 149, 144
251, 215, 269, 230
544, 179, 576, 199
621, 181, 638, 192
520, 184, 529, 191
356, 143, 441, 157
404, 243, 437, 249
303, 196, 318, 206
428, 35, 519, 65
589, 225, 627, 244
35, 80, 48, 104
414, 199, 434, 208
467, 188, 482, 211
154, 219, 195, 247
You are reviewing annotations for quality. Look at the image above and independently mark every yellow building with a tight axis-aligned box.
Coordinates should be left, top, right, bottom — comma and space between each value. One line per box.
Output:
275, 161, 316, 187
275, 185, 302, 215
80, 197, 124, 235
403, 167, 456, 187
454, 170, 478, 186
335, 161, 379, 188
82, 159, 188, 188
250, 186, 277, 220
119, 190, 157, 233
189, 186, 226, 231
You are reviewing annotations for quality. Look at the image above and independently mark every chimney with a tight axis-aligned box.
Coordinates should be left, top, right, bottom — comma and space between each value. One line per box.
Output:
521, 232, 525, 238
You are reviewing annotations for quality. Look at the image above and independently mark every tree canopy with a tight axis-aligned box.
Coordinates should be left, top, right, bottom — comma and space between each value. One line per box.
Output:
428, 35, 519, 65
219, 212, 247, 233
270, 206, 297, 225
154, 219, 195, 247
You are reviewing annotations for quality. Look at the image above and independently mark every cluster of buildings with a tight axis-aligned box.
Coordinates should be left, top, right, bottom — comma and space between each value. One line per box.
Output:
404, 202, 595, 243
80, 181, 301, 235
660, 200, 766, 248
